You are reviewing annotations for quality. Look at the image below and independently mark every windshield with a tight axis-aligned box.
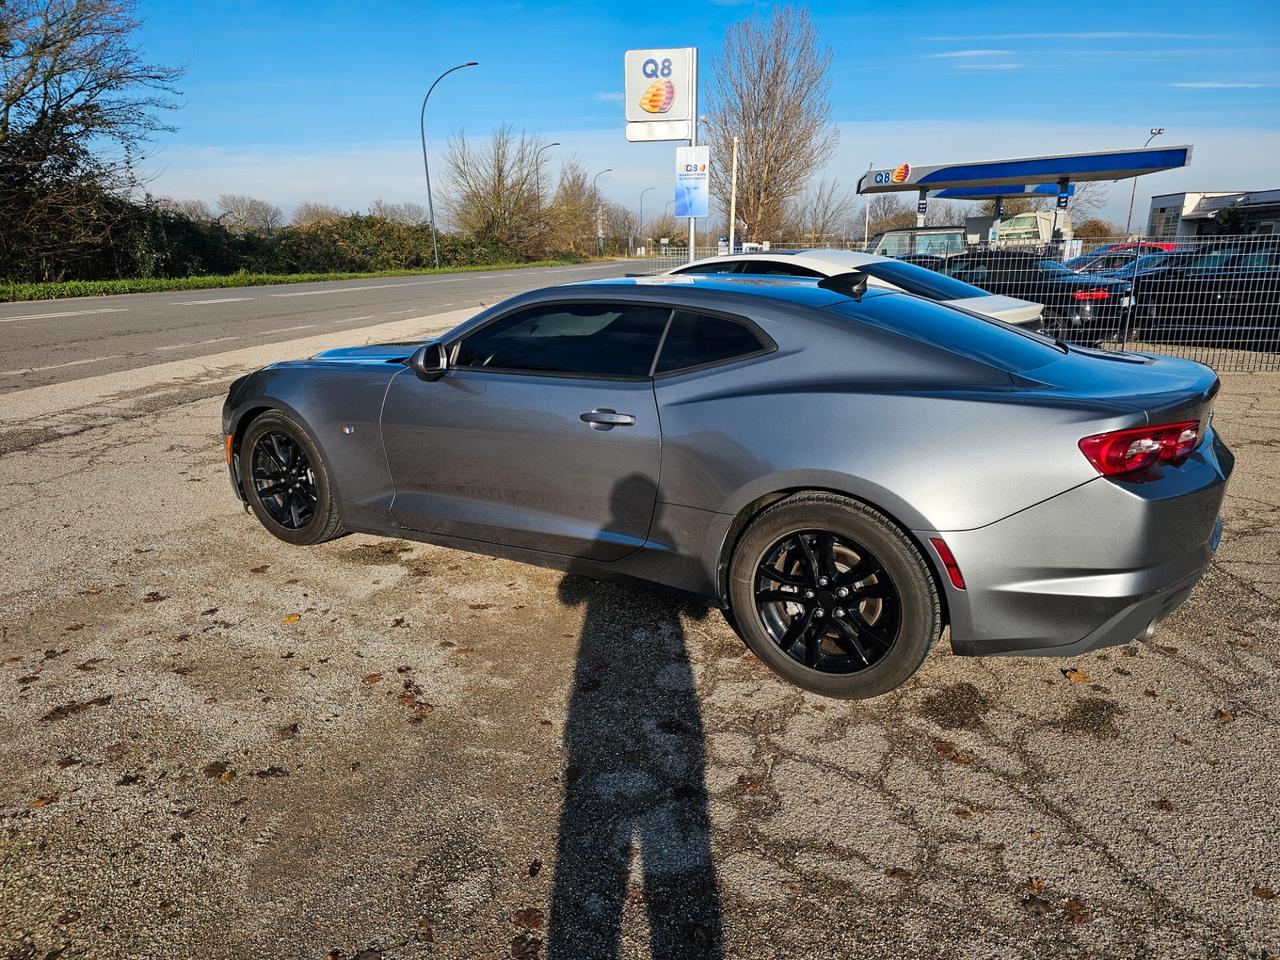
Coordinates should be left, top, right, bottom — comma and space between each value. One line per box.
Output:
1036, 260, 1074, 276
859, 260, 990, 301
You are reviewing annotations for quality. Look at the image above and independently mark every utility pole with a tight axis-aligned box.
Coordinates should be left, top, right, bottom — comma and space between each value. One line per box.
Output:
634, 186, 654, 257
592, 168, 611, 256
420, 61, 479, 269
863, 161, 873, 251
728, 135, 739, 255
1126, 128, 1164, 237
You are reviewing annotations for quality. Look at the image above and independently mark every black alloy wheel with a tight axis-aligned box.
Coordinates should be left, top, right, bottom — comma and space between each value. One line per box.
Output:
250, 430, 318, 530
754, 530, 900, 674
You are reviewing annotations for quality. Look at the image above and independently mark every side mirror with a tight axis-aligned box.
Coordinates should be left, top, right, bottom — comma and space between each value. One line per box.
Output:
407, 342, 447, 382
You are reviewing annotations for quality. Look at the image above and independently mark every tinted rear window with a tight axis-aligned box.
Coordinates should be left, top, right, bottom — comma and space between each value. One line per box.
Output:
858, 261, 989, 302
655, 311, 767, 373
826, 295, 1065, 373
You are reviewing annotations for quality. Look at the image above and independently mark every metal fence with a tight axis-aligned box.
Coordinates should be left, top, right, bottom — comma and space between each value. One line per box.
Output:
625, 234, 1280, 373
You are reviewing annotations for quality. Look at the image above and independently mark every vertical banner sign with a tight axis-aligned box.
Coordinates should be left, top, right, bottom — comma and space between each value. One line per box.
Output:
675, 146, 710, 219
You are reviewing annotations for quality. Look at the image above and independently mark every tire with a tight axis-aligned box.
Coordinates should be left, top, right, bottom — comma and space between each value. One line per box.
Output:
240, 410, 345, 546
727, 493, 941, 699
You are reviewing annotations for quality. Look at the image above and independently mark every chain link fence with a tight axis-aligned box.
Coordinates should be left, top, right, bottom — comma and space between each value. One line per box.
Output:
624, 234, 1280, 373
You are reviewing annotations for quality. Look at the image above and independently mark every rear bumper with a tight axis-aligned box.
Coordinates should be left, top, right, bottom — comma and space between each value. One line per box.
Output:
920, 431, 1233, 657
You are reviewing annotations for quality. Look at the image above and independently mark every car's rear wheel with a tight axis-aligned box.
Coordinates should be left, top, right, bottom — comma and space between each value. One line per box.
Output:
241, 411, 344, 546
727, 493, 941, 699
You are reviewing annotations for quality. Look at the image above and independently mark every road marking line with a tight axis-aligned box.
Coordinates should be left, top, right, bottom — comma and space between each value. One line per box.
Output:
259, 323, 318, 335
0, 355, 124, 377
0, 307, 127, 323
174, 297, 253, 305
154, 336, 242, 351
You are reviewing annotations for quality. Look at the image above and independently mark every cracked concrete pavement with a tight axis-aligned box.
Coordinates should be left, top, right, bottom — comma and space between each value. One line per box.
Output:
1, 308, 1277, 959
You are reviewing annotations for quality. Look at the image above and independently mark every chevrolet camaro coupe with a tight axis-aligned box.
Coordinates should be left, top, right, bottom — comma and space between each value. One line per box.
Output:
222, 274, 1232, 699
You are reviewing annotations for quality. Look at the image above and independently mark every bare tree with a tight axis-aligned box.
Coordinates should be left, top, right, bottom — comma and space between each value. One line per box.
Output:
864, 194, 917, 238
785, 176, 855, 245
292, 201, 346, 226
443, 125, 546, 256
705, 7, 838, 242
368, 199, 429, 225
156, 197, 213, 220
544, 157, 596, 256
1, 0, 184, 279
218, 193, 284, 234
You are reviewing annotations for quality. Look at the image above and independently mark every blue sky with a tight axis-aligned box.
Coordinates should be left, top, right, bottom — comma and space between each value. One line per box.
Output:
138, 0, 1280, 225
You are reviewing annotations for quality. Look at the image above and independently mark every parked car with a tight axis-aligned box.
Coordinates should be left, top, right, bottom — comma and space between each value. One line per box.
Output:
1064, 242, 1180, 274
940, 250, 1132, 343
222, 275, 1231, 699
1127, 239, 1280, 348
664, 250, 1043, 326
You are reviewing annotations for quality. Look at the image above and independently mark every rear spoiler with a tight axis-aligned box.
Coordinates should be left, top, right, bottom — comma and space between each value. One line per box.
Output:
817, 270, 869, 298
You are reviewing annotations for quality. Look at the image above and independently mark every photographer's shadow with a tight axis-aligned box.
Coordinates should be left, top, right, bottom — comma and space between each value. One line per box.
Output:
548, 475, 722, 959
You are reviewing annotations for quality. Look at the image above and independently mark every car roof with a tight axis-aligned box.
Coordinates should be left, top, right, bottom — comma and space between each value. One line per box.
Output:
672, 249, 890, 274
568, 274, 892, 309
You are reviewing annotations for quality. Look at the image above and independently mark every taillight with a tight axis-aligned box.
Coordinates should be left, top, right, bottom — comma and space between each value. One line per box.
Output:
1072, 288, 1110, 302
1078, 420, 1200, 476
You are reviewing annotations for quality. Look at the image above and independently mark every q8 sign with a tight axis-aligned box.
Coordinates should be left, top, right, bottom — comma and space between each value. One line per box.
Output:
624, 48, 695, 124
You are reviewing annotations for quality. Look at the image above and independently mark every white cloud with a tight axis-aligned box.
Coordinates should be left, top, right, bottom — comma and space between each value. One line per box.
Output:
954, 63, 1024, 71
924, 49, 1012, 59
926, 32, 1226, 41
594, 91, 625, 103
1169, 81, 1268, 89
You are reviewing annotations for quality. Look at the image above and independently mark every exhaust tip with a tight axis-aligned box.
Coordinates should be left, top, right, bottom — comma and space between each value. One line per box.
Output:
1134, 618, 1159, 644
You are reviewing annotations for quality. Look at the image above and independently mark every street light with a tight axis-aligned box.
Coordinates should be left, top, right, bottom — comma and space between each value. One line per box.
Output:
635, 186, 654, 257
537, 140, 563, 203
1125, 127, 1165, 237
592, 168, 611, 255
420, 61, 478, 269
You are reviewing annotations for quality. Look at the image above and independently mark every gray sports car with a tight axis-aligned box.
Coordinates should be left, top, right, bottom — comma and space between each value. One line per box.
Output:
222, 273, 1232, 699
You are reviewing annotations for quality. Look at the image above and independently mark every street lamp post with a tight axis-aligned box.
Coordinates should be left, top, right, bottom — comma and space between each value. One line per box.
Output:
1126, 128, 1164, 237
592, 168, 611, 256
420, 61, 478, 269
533, 141, 559, 236
863, 161, 873, 250
635, 186, 654, 257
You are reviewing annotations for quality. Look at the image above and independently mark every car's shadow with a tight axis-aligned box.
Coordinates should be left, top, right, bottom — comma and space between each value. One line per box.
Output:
547, 475, 723, 959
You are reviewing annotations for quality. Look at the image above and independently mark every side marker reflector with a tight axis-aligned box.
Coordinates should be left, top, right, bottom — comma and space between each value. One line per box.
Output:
929, 537, 966, 591
224, 434, 233, 465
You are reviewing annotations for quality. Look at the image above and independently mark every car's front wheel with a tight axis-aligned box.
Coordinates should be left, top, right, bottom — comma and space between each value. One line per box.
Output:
241, 411, 345, 546
727, 493, 941, 699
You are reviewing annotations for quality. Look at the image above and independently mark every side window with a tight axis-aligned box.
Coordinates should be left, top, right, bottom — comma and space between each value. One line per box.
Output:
672, 260, 743, 275
454, 302, 670, 378
946, 258, 988, 285
654, 310, 768, 374
736, 260, 824, 278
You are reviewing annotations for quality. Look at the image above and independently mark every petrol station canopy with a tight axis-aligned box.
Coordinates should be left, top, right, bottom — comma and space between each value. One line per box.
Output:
857, 145, 1193, 196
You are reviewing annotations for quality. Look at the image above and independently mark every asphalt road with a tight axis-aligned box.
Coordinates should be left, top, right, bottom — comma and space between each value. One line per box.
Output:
0, 262, 627, 394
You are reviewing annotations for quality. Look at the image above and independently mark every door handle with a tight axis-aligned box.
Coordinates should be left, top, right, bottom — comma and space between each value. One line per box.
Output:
580, 408, 636, 430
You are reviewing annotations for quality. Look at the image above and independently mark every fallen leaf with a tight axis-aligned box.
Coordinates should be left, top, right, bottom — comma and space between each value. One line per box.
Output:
253, 766, 288, 778
282, 613, 301, 624
1027, 877, 1046, 893
510, 933, 541, 959
27, 793, 57, 810
75, 658, 103, 672
1155, 644, 1179, 655
142, 591, 167, 603
1062, 668, 1091, 684
65, 623, 84, 632
469, 603, 493, 611
42, 695, 112, 722
1021, 893, 1053, 917
1063, 898, 1092, 924
527, 858, 542, 877
884, 866, 912, 881
1214, 709, 1234, 723
1149, 799, 1177, 812
203, 760, 233, 779
277, 722, 300, 740
362, 673, 382, 685
79, 588, 103, 596
511, 908, 544, 930
250, 565, 270, 574
201, 607, 219, 616
1253, 885, 1276, 900
417, 916, 435, 942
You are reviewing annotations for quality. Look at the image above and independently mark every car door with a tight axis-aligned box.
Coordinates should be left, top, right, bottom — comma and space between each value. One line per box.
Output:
380, 300, 670, 561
